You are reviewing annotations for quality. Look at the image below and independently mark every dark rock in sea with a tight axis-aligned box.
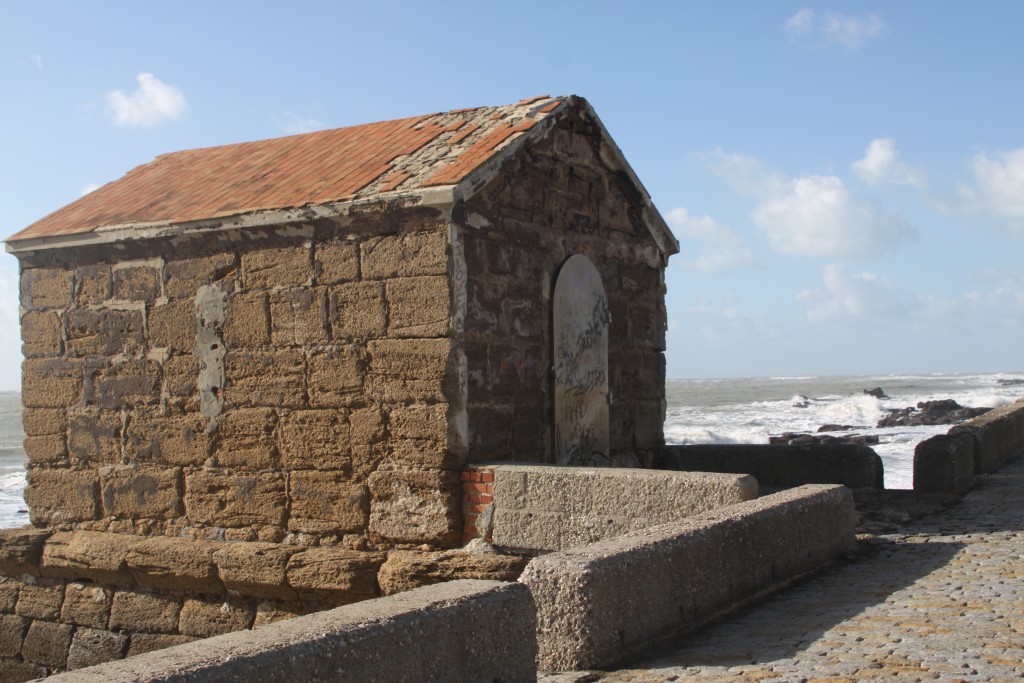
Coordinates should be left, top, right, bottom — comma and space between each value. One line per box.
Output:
997, 378, 1024, 386
876, 399, 991, 428
817, 424, 858, 432
770, 431, 879, 446
863, 387, 889, 399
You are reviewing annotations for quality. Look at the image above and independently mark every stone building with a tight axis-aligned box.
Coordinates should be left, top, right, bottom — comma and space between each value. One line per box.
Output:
9, 93, 677, 546
0, 95, 676, 676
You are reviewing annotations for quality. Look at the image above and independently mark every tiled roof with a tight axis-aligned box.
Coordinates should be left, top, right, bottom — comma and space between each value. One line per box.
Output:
9, 95, 565, 242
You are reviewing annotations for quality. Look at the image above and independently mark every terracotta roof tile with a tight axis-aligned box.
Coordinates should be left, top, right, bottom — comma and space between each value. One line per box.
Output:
7, 95, 567, 242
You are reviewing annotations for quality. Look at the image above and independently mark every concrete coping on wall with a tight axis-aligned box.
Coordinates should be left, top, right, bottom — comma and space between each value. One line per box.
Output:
519, 483, 857, 672
42, 579, 537, 683
656, 443, 885, 490
949, 397, 1024, 474
462, 463, 758, 552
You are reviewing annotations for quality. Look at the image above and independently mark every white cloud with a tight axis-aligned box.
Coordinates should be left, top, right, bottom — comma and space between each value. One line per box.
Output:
105, 73, 188, 127
712, 151, 915, 260
666, 207, 755, 273
32, 55, 42, 72
80, 183, 100, 196
797, 265, 910, 322
786, 9, 886, 52
853, 138, 926, 188
958, 147, 1024, 236
785, 9, 814, 38
277, 112, 322, 135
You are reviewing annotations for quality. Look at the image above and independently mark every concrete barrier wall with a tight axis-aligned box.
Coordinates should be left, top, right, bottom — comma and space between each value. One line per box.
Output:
42, 579, 536, 683
463, 464, 758, 552
519, 484, 856, 671
913, 433, 976, 495
950, 397, 1024, 474
657, 444, 884, 489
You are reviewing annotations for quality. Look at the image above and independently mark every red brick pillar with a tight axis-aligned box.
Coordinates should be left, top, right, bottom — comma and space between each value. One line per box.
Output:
461, 465, 495, 543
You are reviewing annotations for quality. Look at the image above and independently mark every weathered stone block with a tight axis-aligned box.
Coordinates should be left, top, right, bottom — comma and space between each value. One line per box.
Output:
377, 549, 528, 596
22, 358, 83, 408
179, 596, 255, 638
61, 583, 112, 630
387, 275, 451, 337
67, 409, 122, 464
84, 359, 160, 409
368, 469, 461, 546
468, 405, 513, 458
112, 264, 162, 301
64, 308, 145, 357
24, 468, 99, 525
100, 465, 182, 520
164, 252, 237, 299
67, 626, 129, 669
279, 409, 349, 470
389, 403, 461, 467
22, 408, 64, 437
0, 578, 21, 611
212, 542, 299, 601
0, 657, 46, 682
109, 590, 182, 633
270, 287, 327, 346
288, 471, 368, 534
162, 354, 200, 413
15, 584, 63, 621
40, 531, 140, 585
21, 620, 73, 669
366, 338, 460, 403
241, 245, 313, 290
21, 267, 73, 310
0, 614, 27, 657
223, 290, 269, 348
212, 407, 278, 469
21, 310, 63, 358
148, 299, 196, 353
252, 601, 305, 628
328, 281, 386, 339
126, 414, 210, 467
126, 633, 196, 657
285, 548, 384, 605
125, 536, 221, 593
315, 239, 359, 284
185, 469, 287, 527
350, 407, 386, 478
361, 231, 448, 279
307, 345, 364, 407
224, 350, 305, 408
24, 434, 67, 465
74, 264, 111, 305
0, 529, 51, 577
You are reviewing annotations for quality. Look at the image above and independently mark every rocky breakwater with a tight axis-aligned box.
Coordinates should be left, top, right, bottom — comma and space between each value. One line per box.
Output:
771, 395, 991, 447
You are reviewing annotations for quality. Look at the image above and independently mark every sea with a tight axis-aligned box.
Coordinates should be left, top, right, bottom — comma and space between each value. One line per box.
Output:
0, 372, 1021, 528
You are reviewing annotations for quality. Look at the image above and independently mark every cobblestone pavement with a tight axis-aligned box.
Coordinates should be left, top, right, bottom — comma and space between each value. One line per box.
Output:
545, 458, 1024, 682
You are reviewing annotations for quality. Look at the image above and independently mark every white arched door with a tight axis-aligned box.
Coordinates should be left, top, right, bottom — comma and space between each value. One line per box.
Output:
553, 254, 610, 465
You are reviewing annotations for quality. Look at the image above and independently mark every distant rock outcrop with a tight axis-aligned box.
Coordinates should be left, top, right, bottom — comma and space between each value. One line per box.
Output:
876, 399, 990, 428
769, 432, 880, 446
863, 387, 889, 399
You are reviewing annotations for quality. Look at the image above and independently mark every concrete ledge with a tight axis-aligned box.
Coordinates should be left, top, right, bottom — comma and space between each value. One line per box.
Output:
914, 433, 976, 496
950, 398, 1024, 473
519, 484, 856, 671
464, 464, 758, 553
657, 444, 884, 489
43, 579, 537, 683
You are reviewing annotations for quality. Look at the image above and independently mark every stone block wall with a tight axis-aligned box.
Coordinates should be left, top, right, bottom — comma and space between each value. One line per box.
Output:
18, 209, 466, 549
459, 108, 668, 467
0, 528, 525, 680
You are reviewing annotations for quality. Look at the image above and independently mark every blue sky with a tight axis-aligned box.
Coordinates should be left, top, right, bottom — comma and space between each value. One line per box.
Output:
2, 1, 1022, 388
